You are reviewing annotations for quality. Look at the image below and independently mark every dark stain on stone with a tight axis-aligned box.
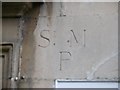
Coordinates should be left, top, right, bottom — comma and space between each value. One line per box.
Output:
20, 3, 42, 88
67, 40, 70, 43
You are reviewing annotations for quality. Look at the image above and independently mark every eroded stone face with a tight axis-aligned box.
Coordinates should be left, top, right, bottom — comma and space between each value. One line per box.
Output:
29, 2, 118, 88
20, 2, 118, 88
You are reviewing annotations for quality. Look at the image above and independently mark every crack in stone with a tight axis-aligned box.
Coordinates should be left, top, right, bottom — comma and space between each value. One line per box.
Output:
87, 52, 118, 80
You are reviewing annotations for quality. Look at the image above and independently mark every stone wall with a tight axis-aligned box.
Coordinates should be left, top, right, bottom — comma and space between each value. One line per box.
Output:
20, 2, 118, 88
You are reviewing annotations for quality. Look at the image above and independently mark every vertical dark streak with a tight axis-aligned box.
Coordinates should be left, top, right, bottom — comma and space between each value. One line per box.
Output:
83, 29, 86, 47
60, 52, 62, 71
70, 30, 78, 43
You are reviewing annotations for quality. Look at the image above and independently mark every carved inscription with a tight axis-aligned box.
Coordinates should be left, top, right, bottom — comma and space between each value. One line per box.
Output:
39, 30, 50, 48
39, 29, 87, 70
83, 29, 86, 47
70, 30, 78, 43
59, 51, 71, 70
39, 29, 86, 48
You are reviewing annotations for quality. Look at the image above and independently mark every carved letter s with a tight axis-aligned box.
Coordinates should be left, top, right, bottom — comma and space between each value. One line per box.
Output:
39, 30, 50, 48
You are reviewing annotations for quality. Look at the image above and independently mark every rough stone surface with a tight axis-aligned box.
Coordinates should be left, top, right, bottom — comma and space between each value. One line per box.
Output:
30, 2, 118, 88
2, 2, 118, 88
